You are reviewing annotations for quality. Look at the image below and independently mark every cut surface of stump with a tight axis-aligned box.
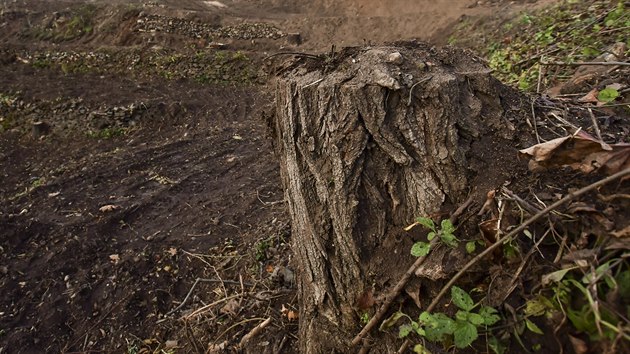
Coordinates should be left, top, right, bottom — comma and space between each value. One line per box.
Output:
270, 43, 527, 353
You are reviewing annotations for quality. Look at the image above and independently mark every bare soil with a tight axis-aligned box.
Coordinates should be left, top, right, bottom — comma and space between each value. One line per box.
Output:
0, 1, 577, 353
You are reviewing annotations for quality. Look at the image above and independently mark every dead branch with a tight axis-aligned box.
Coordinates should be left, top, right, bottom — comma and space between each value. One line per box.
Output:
183, 293, 246, 320
157, 277, 253, 323
351, 196, 474, 346
263, 52, 322, 61
540, 61, 630, 66
237, 317, 272, 349
426, 167, 630, 313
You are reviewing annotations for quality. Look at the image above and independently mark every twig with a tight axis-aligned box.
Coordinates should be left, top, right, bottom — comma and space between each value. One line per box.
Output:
540, 61, 630, 66
214, 317, 267, 345
530, 99, 541, 143
514, 47, 561, 67
501, 228, 552, 303
587, 108, 607, 149
407, 76, 433, 106
157, 278, 253, 323
598, 102, 630, 107
274, 335, 288, 354
426, 167, 630, 313
351, 196, 474, 346
263, 52, 322, 61
302, 78, 324, 89
184, 319, 203, 354
502, 188, 541, 216
536, 61, 543, 94
183, 292, 245, 320
256, 190, 285, 206
396, 339, 411, 354
237, 317, 272, 349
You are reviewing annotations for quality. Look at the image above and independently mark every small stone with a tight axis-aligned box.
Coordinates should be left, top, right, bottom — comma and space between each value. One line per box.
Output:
387, 52, 404, 65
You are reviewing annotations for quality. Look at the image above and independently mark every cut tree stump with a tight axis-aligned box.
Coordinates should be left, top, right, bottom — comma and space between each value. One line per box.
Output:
269, 43, 526, 353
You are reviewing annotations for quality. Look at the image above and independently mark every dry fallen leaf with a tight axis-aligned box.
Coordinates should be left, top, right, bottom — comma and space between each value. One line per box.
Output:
355, 290, 375, 310
220, 299, 240, 316
569, 335, 588, 354
167, 247, 177, 256
99, 204, 119, 213
519, 131, 630, 175
287, 310, 298, 321
265, 264, 275, 273
577, 88, 599, 104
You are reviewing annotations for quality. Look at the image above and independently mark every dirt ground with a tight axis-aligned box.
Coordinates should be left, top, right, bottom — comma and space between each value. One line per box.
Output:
0, 1, 574, 353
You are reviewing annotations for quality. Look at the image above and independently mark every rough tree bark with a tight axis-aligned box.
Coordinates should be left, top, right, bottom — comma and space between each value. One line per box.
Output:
270, 43, 525, 353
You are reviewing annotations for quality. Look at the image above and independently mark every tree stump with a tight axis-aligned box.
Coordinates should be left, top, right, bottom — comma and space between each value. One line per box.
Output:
270, 43, 525, 353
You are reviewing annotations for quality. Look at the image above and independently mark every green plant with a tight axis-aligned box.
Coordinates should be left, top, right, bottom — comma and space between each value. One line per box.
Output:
406, 217, 458, 257
390, 286, 500, 349
360, 312, 370, 325
62, 4, 97, 40
536, 260, 630, 342
86, 127, 126, 139
254, 238, 271, 261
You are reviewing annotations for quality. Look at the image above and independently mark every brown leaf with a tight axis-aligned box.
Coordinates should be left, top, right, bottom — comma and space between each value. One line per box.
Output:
479, 218, 500, 244
287, 310, 298, 321
281, 304, 299, 321
569, 335, 588, 354
109, 254, 120, 264
519, 131, 630, 175
356, 290, 375, 310
577, 89, 599, 104
166, 247, 177, 256
220, 299, 240, 316
404, 285, 422, 309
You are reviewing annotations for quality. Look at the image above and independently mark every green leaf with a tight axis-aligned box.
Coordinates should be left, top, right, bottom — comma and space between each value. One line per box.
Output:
413, 344, 432, 354
525, 319, 544, 335
441, 219, 455, 235
412, 321, 426, 336
465, 241, 476, 254
411, 242, 431, 257
533, 343, 542, 351
399, 324, 413, 338
379, 311, 405, 331
440, 232, 458, 248
451, 286, 475, 311
598, 88, 619, 103
427, 231, 436, 241
415, 217, 435, 231
423, 313, 455, 342
479, 306, 501, 325
566, 305, 595, 333
456, 310, 468, 321
467, 312, 485, 326
524, 297, 548, 317
542, 267, 576, 286
616, 270, 630, 300
419, 311, 434, 325
488, 335, 506, 354
454, 320, 478, 348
